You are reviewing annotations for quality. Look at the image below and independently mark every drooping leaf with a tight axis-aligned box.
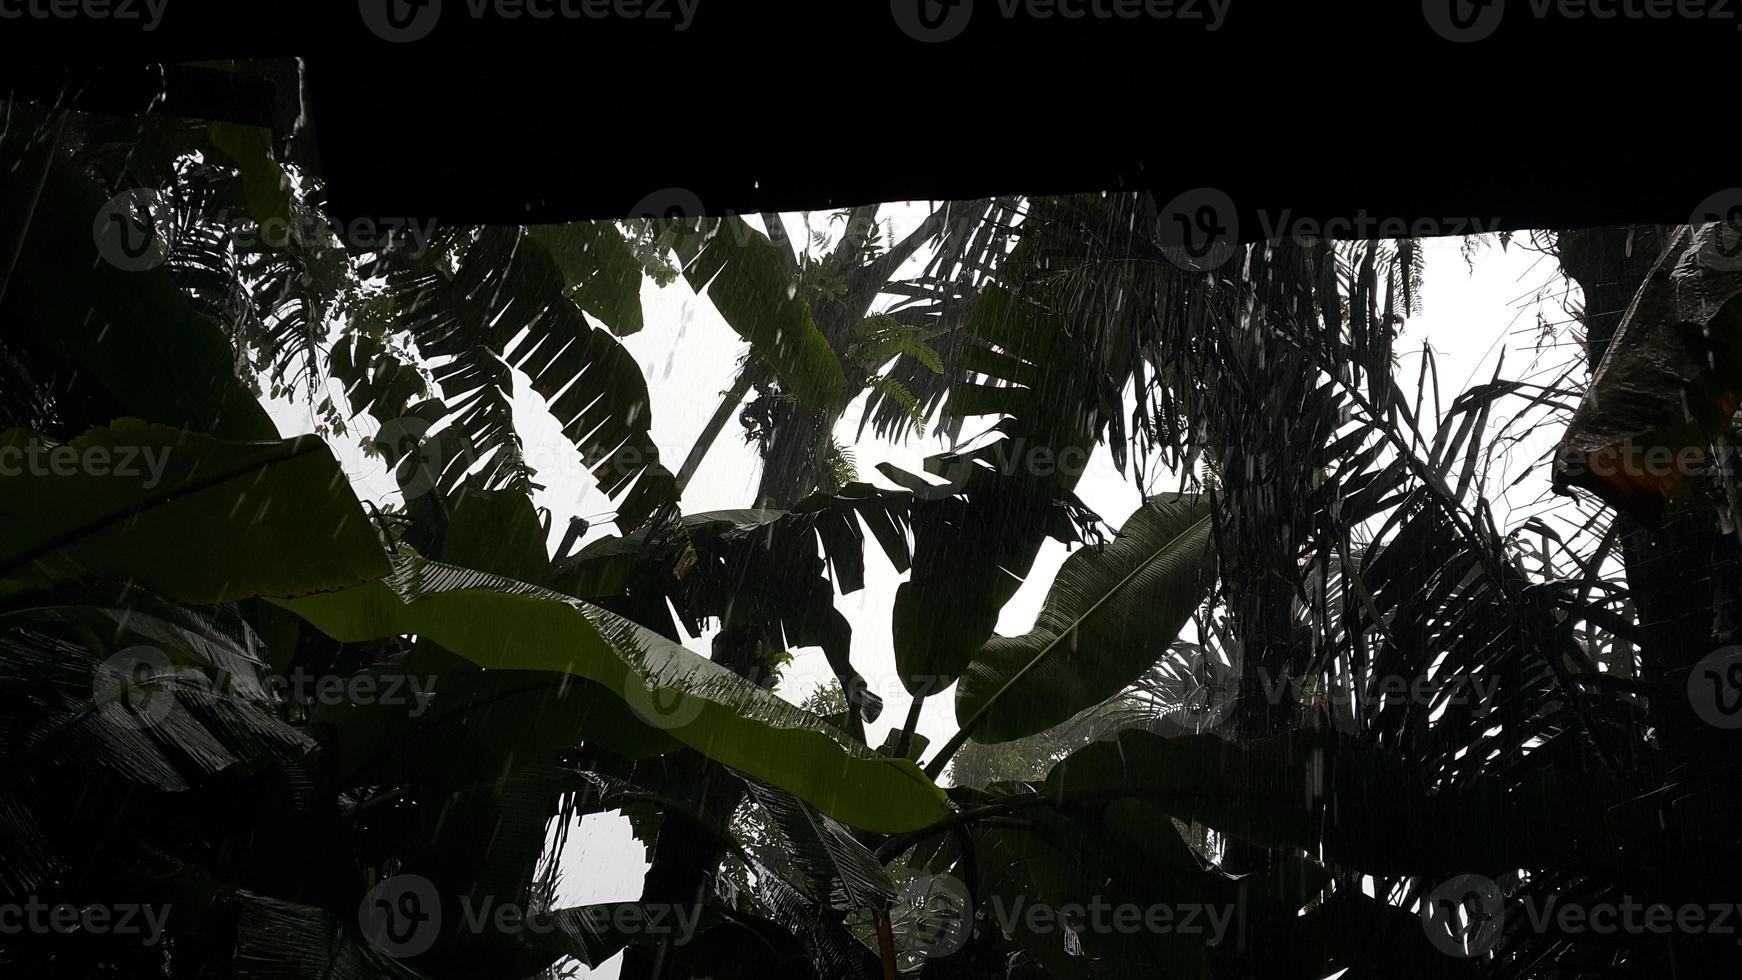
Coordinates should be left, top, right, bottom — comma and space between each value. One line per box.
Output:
955, 494, 1215, 743
527, 221, 646, 335
673, 216, 848, 406
1042, 729, 1648, 879
888, 474, 1059, 699
381, 226, 675, 530
552, 488, 914, 720
888, 270, 1125, 698
0, 420, 389, 602
274, 553, 950, 833
743, 779, 896, 912
436, 482, 552, 588
0, 125, 277, 441
205, 122, 293, 229
3, 606, 313, 796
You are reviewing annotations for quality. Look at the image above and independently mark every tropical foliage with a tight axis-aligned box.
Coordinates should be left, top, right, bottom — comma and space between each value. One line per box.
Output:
2, 65, 1741, 980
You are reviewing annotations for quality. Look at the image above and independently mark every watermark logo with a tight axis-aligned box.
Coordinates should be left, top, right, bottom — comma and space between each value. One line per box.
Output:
1252, 207, 1501, 242
371, 415, 476, 501
93, 188, 170, 272
360, 874, 443, 957
1421, 874, 1506, 958
93, 646, 181, 731
1689, 645, 1742, 729
627, 186, 705, 222
1517, 895, 1742, 940
272, 669, 436, 718
899, 873, 973, 960
1555, 441, 1715, 485
1692, 189, 1742, 272
1154, 187, 1239, 272
623, 676, 706, 730
360, 0, 442, 40
626, 186, 708, 258
892, 0, 974, 40
1423, 0, 1505, 41
0, 0, 168, 30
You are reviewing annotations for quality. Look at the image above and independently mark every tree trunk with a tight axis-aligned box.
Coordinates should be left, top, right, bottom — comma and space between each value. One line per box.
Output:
1556, 225, 1742, 974
626, 228, 888, 978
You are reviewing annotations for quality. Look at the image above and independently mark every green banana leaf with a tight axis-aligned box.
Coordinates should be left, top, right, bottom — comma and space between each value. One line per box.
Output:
955, 494, 1215, 743
274, 554, 950, 833
673, 216, 848, 406
526, 221, 646, 336
380, 226, 676, 530
0, 420, 390, 602
0, 124, 277, 442
883, 445, 1077, 699
1042, 729, 1648, 878
205, 122, 293, 229
435, 483, 554, 588
888, 279, 1109, 698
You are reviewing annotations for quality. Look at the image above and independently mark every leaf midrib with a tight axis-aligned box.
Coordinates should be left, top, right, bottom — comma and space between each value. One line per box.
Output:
925, 504, 1210, 777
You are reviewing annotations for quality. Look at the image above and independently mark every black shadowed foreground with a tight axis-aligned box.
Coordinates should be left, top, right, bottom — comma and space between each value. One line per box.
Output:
3, 63, 1742, 980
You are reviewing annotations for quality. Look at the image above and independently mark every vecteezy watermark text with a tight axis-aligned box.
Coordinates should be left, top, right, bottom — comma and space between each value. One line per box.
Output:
1422, 873, 1742, 958
1424, 0, 1742, 43
0, 440, 171, 488
209, 208, 438, 261
93, 188, 439, 273
360, 0, 700, 42
1151, 187, 1503, 272
0, 0, 166, 29
891, 0, 1229, 42
988, 896, 1235, 944
0, 897, 169, 944
1259, 667, 1497, 717
96, 647, 437, 733
358, 874, 701, 958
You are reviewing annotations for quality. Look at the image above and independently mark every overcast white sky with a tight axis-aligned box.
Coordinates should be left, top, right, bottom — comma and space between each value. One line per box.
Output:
267, 215, 1583, 978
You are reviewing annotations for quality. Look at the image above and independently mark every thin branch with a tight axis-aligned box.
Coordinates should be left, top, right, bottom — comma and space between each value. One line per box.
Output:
874, 909, 899, 980
893, 695, 925, 759
675, 365, 761, 494
848, 202, 965, 301
829, 204, 880, 269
